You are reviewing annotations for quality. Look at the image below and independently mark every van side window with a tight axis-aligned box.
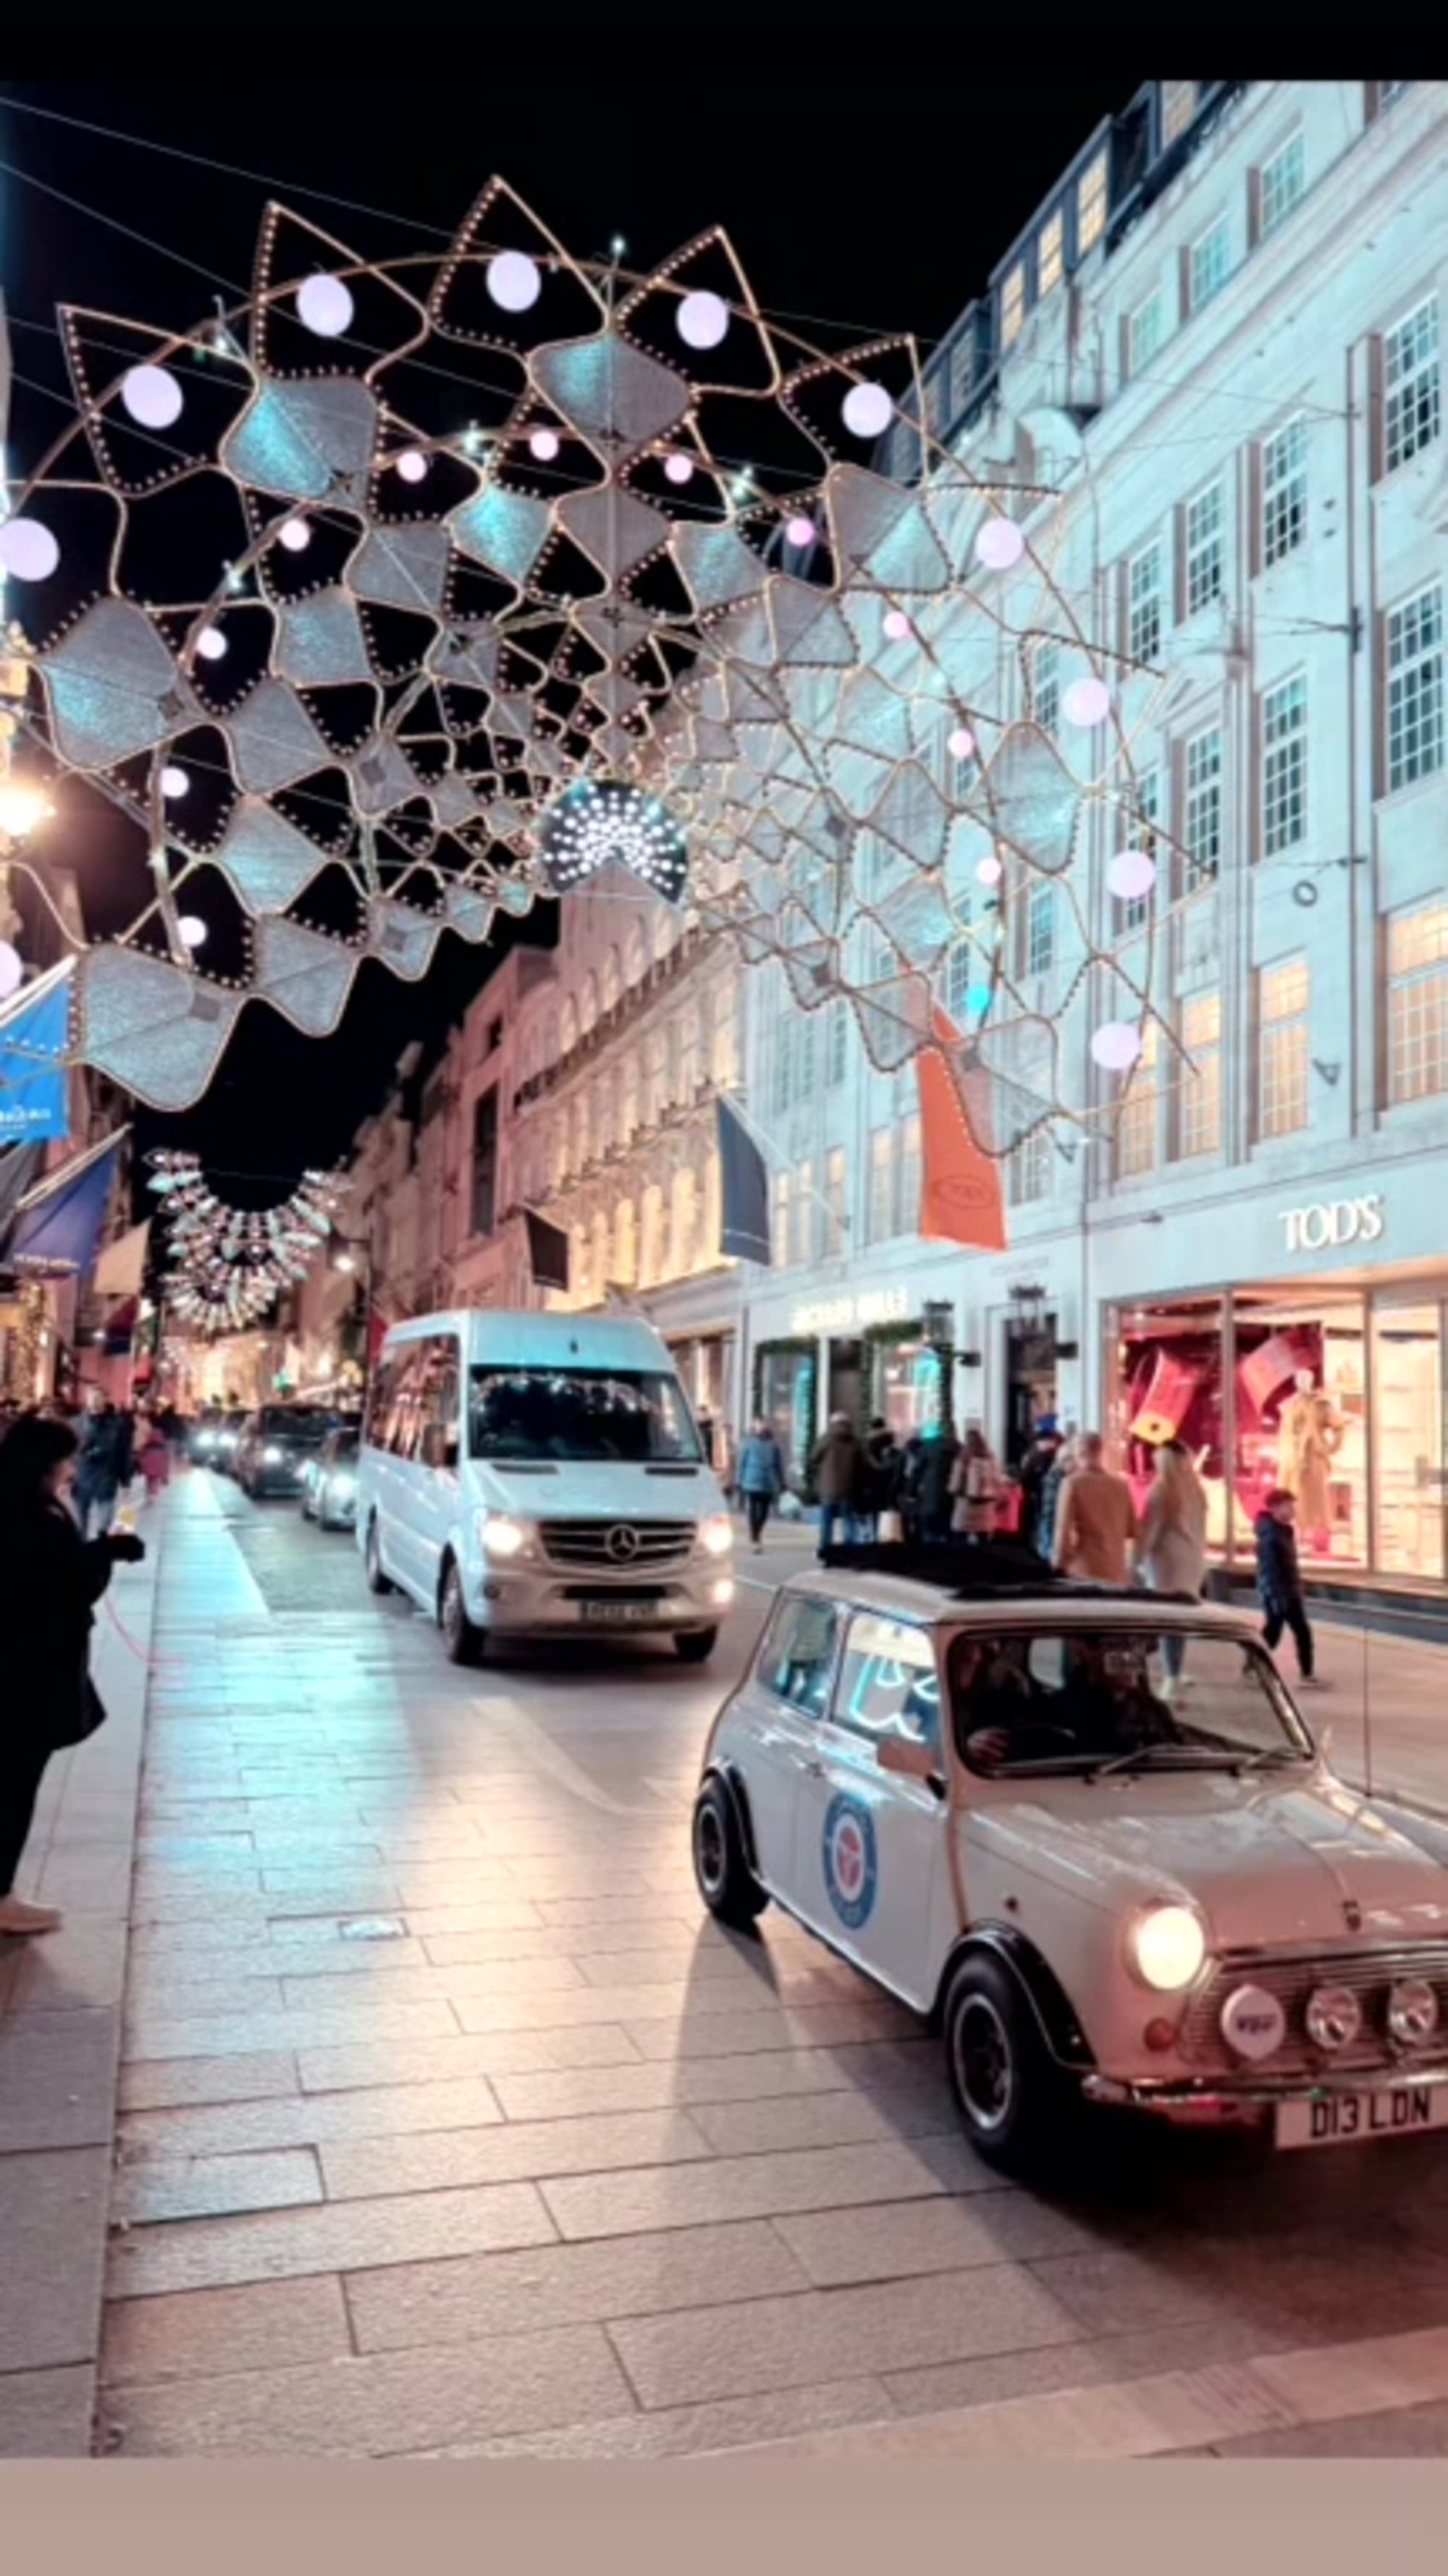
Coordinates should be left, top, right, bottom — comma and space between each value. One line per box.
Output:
832, 1613, 941, 1752
416, 1335, 461, 1466
756, 1595, 841, 1718
365, 1359, 394, 1450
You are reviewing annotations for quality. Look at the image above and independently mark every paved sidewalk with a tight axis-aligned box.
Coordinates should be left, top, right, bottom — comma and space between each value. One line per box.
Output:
0, 1504, 159, 2457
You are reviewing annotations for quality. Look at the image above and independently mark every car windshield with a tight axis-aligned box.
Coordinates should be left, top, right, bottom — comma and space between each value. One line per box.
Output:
468, 1367, 702, 1463
261, 1407, 329, 1441
948, 1626, 1313, 1776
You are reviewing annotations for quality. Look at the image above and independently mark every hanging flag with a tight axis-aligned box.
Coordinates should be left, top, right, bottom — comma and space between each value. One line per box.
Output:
103, 1295, 140, 1356
6, 1131, 124, 1278
0, 965, 72, 1146
525, 1207, 571, 1293
0, 1138, 45, 1237
715, 1094, 771, 1264
93, 1217, 151, 1298
916, 1009, 1006, 1251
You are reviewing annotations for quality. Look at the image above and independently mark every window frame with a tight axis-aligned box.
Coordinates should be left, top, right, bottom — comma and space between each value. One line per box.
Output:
1385, 582, 1444, 794
754, 1591, 847, 1721
1128, 289, 1163, 379
1176, 989, 1224, 1160
1077, 152, 1108, 256
1256, 955, 1310, 1141
1258, 128, 1305, 240
1386, 900, 1448, 1107
1260, 413, 1308, 570
1382, 295, 1440, 478
1127, 540, 1163, 667
1182, 725, 1223, 892
1184, 478, 1225, 617
827, 1611, 943, 1756
1261, 671, 1308, 856
1188, 215, 1230, 313
1037, 207, 1064, 297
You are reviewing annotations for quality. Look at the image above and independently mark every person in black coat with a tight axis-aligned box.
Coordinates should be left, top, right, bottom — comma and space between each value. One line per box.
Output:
1254, 1487, 1318, 1686
0, 1415, 145, 1936
71, 1392, 132, 1540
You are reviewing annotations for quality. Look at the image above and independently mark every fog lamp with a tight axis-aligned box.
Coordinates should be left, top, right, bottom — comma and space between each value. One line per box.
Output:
710, 1576, 736, 1607
1305, 1985, 1361, 2051
1388, 1979, 1439, 2046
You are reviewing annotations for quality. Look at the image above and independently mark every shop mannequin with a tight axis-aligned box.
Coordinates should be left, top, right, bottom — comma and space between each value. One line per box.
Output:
1276, 1369, 1343, 1540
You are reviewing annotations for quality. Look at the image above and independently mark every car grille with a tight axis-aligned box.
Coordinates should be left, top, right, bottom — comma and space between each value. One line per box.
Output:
539, 1519, 696, 1571
1182, 1943, 1448, 2077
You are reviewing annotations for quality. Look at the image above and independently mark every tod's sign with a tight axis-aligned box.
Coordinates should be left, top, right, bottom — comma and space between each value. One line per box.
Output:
1278, 1194, 1384, 1254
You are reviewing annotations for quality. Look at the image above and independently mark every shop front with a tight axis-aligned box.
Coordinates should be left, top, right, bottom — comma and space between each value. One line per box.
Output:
754, 1285, 954, 1488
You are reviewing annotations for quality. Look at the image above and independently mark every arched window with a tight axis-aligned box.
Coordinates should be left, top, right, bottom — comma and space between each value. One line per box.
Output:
621, 1055, 639, 1141
547, 1118, 565, 1191
576, 1091, 592, 1169
543, 1008, 560, 1070
626, 924, 647, 987
703, 1148, 723, 1264
641, 1183, 665, 1287
592, 1208, 610, 1292
678, 1008, 700, 1102
615, 1199, 637, 1285
670, 1166, 697, 1278
601, 947, 621, 1013
644, 1027, 667, 1125
654, 903, 677, 962
560, 995, 578, 1057
579, 972, 599, 1036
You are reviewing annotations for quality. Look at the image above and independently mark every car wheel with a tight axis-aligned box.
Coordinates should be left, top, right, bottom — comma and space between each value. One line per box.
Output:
673, 1626, 719, 1664
316, 1500, 333, 1532
942, 1953, 1069, 2172
439, 1560, 484, 1665
691, 1778, 767, 1928
300, 1492, 314, 1521
364, 1519, 393, 1595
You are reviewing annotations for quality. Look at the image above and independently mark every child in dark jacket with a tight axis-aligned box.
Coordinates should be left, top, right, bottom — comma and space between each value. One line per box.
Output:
1254, 1488, 1320, 1686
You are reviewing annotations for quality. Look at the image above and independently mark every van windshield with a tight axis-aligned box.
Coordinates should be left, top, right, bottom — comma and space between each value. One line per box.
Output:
468, 1367, 702, 1464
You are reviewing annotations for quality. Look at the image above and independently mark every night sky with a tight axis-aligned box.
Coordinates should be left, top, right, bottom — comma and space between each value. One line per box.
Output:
1, 70, 1129, 1209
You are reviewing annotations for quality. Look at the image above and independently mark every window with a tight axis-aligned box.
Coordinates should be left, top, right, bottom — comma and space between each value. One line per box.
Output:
1001, 262, 1025, 350
773, 1167, 792, 1265
1129, 291, 1163, 377
1261, 674, 1307, 853
1077, 151, 1108, 254
1177, 990, 1222, 1157
895, 1112, 922, 1236
1184, 727, 1222, 890
1190, 216, 1230, 311
1386, 585, 1444, 790
1259, 130, 1305, 238
833, 1614, 940, 1750
615, 1199, 636, 1285
469, 1087, 498, 1238
773, 1005, 817, 1113
1009, 1126, 1051, 1207
1032, 640, 1060, 733
757, 1593, 841, 1718
1384, 297, 1440, 474
578, 973, 599, 1036
825, 998, 849, 1086
1261, 415, 1307, 567
825, 1146, 847, 1255
1118, 767, 1159, 932
1185, 481, 1224, 614
470, 1364, 701, 1466
1115, 1018, 1159, 1178
946, 934, 977, 1018
1161, 80, 1197, 145
601, 948, 620, 1013
867, 1126, 893, 1242
794, 1161, 814, 1268
1386, 903, 1448, 1105
560, 996, 578, 1057
641, 1183, 665, 1287
1027, 881, 1056, 975
1037, 208, 1064, 297
1258, 957, 1310, 1139
576, 1091, 592, 1170
671, 1167, 698, 1276
711, 978, 738, 1086
1128, 542, 1162, 665
620, 1055, 639, 1141
678, 1010, 700, 1102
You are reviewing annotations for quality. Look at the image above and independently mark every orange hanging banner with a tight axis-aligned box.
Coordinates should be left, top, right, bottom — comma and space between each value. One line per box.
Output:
915, 1009, 1007, 1251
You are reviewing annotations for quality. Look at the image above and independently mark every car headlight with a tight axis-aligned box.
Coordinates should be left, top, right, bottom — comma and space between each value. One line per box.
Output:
1305, 1984, 1362, 2051
1127, 1903, 1207, 1993
1388, 1978, 1439, 2046
330, 1474, 355, 1501
263, 1445, 282, 1464
699, 1513, 734, 1558
479, 1510, 529, 1561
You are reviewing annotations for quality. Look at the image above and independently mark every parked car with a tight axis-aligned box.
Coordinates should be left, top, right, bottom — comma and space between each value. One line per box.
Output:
189, 1409, 224, 1464
691, 1542, 1448, 2173
357, 1309, 733, 1665
300, 1425, 360, 1531
212, 1410, 248, 1474
236, 1404, 332, 1500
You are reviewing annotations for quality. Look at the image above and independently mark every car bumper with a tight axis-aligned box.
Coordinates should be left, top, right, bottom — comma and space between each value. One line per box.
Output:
465, 1564, 734, 1637
1082, 2060, 1448, 2127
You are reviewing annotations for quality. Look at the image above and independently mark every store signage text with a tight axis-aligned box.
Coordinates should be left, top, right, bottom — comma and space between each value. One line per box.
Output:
790, 1287, 911, 1336
1278, 1194, 1384, 1254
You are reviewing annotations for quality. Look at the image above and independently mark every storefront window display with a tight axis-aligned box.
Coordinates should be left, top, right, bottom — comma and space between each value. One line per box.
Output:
754, 1338, 817, 1490
1372, 1304, 1444, 1580
868, 1325, 942, 1439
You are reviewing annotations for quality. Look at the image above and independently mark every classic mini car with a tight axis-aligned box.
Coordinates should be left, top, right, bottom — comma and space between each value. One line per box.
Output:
691, 1544, 1448, 2171
300, 1425, 360, 1532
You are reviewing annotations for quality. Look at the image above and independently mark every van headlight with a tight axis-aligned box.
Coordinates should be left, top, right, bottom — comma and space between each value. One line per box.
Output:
699, 1513, 734, 1558
263, 1445, 282, 1464
479, 1510, 531, 1561
1127, 1903, 1207, 1992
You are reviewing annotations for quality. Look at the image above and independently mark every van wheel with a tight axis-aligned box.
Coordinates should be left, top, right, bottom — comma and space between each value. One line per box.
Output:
440, 1560, 484, 1666
674, 1626, 718, 1664
941, 1953, 1069, 2174
364, 1519, 393, 1595
692, 1779, 766, 1927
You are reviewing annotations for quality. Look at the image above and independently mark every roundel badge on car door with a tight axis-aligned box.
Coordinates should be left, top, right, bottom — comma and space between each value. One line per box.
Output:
822, 1794, 877, 1932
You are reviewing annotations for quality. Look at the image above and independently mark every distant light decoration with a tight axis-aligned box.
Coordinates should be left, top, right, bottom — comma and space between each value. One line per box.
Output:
975, 516, 1025, 571
0, 941, 22, 997
177, 916, 208, 949
948, 726, 976, 761
1108, 849, 1156, 903
122, 364, 183, 429
395, 448, 429, 483
161, 765, 189, 798
1090, 1021, 1143, 1073
0, 782, 51, 837
277, 516, 311, 551
0, 518, 59, 580
677, 290, 730, 350
195, 625, 227, 661
975, 854, 1003, 887
487, 249, 542, 311
883, 608, 911, 641
528, 427, 560, 462
150, 1150, 350, 1335
1064, 675, 1111, 728
842, 381, 893, 439
538, 778, 688, 905
785, 515, 817, 548
664, 453, 694, 485
297, 273, 354, 337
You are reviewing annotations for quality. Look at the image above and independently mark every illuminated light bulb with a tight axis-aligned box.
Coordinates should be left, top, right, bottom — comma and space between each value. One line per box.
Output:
842, 381, 893, 439
487, 249, 542, 312
297, 273, 354, 338
883, 608, 910, 641
277, 517, 311, 551
177, 916, 208, 949
949, 727, 976, 761
975, 515, 1025, 571
0, 518, 60, 580
1108, 849, 1156, 903
677, 290, 729, 350
122, 364, 183, 429
196, 626, 227, 661
1090, 1020, 1143, 1073
975, 854, 1003, 887
529, 427, 560, 463
0, 783, 51, 837
1064, 674, 1112, 728
664, 453, 694, 485
785, 515, 817, 548
161, 765, 189, 798
0, 940, 22, 998
395, 449, 429, 483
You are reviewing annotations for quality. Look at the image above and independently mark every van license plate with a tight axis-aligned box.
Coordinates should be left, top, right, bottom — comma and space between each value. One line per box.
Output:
1276, 2085, 1448, 2150
576, 1600, 658, 1624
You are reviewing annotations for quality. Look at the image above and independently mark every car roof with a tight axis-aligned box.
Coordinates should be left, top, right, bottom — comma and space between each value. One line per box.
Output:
781, 1561, 1263, 1643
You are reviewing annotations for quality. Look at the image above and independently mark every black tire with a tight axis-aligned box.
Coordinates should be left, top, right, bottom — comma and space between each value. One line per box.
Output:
300, 1490, 315, 1522
941, 1951, 1072, 2174
364, 1518, 394, 1595
673, 1626, 719, 1664
439, 1558, 484, 1665
691, 1778, 767, 1927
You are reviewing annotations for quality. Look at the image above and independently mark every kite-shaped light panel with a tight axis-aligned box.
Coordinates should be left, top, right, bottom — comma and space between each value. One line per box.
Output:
0, 180, 1169, 1145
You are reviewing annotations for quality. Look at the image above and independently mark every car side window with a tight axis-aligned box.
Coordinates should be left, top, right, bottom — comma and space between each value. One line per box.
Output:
831, 1613, 941, 1752
756, 1594, 841, 1718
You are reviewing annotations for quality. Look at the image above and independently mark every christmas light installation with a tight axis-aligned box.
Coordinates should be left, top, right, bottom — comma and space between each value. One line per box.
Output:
150, 1151, 349, 1334
0, 180, 1178, 1156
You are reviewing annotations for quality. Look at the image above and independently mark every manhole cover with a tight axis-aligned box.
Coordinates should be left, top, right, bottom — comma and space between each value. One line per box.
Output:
339, 1916, 408, 1942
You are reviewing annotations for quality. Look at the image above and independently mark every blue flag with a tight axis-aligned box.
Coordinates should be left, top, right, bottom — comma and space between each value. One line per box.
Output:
5, 1134, 121, 1278
716, 1094, 771, 1264
0, 969, 70, 1146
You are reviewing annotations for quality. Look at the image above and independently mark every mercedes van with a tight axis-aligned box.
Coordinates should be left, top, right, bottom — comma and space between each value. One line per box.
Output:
356, 1309, 735, 1664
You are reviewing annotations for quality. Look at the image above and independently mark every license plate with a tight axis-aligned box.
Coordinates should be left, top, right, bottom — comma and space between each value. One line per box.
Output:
1276, 2082, 1448, 2150
576, 1600, 660, 1624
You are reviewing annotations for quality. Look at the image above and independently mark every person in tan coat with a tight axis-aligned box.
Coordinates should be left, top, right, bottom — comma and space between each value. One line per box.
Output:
1052, 1432, 1136, 1584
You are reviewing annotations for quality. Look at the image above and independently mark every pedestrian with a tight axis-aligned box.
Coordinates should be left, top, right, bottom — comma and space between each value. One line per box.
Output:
1052, 1431, 1137, 1584
1135, 1438, 1208, 1692
898, 1429, 928, 1541
0, 1414, 146, 1936
1255, 1486, 1321, 1688
696, 1404, 717, 1469
736, 1414, 786, 1552
71, 1390, 130, 1540
134, 1406, 171, 1506
809, 1411, 864, 1555
1019, 1414, 1061, 1549
1035, 1432, 1076, 1559
950, 1424, 1001, 1542
864, 1415, 900, 1539
917, 1417, 961, 1545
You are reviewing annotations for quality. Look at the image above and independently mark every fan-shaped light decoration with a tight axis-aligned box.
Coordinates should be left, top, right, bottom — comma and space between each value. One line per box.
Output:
150, 1150, 350, 1333
2, 177, 1169, 1148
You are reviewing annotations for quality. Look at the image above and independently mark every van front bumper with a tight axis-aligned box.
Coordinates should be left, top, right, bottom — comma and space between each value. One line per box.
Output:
1082, 2060, 1448, 2127
465, 1566, 733, 1636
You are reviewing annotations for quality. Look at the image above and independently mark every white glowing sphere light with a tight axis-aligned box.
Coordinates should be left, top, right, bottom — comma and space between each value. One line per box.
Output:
948, 726, 976, 761
297, 274, 355, 338
0, 518, 60, 581
1108, 850, 1157, 903
1064, 675, 1112, 729
277, 518, 311, 552
122, 365, 184, 429
529, 428, 560, 463
196, 627, 227, 662
664, 453, 694, 486
395, 449, 429, 484
975, 517, 1025, 572
177, 916, 208, 950
1090, 1020, 1144, 1073
161, 766, 189, 799
786, 516, 817, 549
677, 290, 730, 350
487, 250, 542, 313
842, 381, 893, 439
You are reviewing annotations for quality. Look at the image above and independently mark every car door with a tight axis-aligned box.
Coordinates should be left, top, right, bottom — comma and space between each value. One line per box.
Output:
738, 1592, 846, 1897
791, 1608, 948, 2011
411, 1333, 462, 1610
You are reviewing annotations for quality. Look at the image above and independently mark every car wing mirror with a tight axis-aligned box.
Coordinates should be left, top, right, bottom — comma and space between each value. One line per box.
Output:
877, 1735, 946, 1797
